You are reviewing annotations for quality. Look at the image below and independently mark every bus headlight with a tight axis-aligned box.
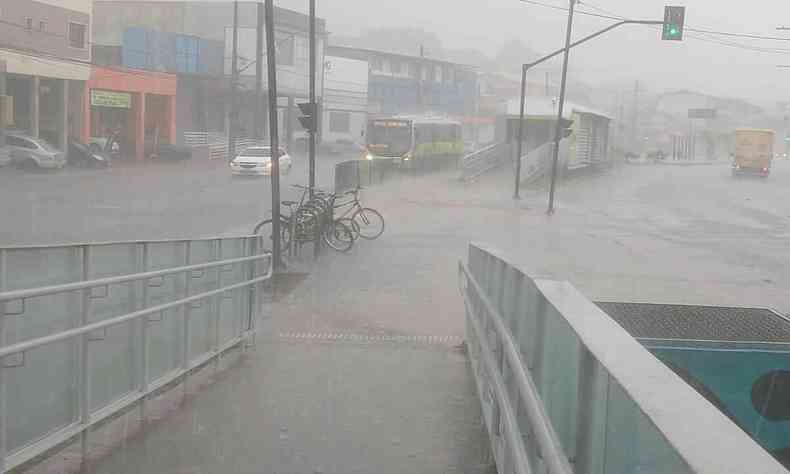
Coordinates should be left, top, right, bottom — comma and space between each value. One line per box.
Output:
403, 153, 411, 161
365, 153, 373, 161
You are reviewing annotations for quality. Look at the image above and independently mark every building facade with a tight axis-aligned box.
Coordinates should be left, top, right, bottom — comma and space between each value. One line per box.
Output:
92, 1, 327, 147
322, 56, 368, 147
327, 45, 479, 141
0, 0, 93, 150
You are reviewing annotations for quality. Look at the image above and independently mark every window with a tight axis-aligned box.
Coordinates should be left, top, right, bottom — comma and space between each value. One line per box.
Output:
24, 17, 32, 31
434, 65, 442, 82
39, 21, 47, 32
390, 59, 401, 75
445, 67, 454, 83
329, 112, 351, 133
371, 58, 383, 72
68, 22, 86, 49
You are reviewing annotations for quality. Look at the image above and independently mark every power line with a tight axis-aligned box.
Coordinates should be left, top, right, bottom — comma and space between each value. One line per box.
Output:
520, 0, 790, 44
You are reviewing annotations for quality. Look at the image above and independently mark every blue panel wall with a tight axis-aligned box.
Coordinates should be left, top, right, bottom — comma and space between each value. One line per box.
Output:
122, 27, 223, 76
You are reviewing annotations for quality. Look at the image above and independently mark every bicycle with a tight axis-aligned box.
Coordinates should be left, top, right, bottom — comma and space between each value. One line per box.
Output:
254, 185, 354, 253
334, 187, 385, 240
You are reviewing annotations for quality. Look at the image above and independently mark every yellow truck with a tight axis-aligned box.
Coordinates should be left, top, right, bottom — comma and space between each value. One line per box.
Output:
732, 128, 774, 178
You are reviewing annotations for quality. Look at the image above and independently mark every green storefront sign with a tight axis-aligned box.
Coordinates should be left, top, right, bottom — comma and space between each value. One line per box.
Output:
90, 90, 132, 109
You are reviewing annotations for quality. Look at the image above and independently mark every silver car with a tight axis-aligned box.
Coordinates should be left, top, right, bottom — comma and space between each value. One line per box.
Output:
6, 133, 66, 170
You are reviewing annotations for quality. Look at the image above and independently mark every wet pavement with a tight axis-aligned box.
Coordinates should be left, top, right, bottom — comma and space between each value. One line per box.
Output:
23, 158, 790, 473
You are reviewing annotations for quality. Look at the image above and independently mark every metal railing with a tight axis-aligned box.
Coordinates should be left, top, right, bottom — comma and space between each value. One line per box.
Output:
0, 236, 272, 472
459, 142, 510, 182
460, 242, 787, 474
183, 132, 266, 161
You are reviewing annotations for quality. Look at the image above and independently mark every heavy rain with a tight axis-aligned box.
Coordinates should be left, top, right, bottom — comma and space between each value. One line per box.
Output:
2, 1, 790, 473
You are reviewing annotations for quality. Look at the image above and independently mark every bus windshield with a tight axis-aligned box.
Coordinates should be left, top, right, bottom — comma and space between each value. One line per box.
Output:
367, 120, 412, 156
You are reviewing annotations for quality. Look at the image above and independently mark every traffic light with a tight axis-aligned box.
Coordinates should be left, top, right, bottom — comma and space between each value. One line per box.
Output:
662, 6, 685, 41
297, 102, 316, 132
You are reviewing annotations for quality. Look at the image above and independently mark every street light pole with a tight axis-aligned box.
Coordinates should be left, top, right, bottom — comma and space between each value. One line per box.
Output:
512, 18, 663, 200
547, 0, 576, 214
229, 0, 239, 160
513, 64, 527, 199
265, 0, 282, 269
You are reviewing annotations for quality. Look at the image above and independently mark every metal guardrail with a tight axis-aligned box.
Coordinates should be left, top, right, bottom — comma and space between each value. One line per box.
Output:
460, 242, 787, 474
459, 142, 510, 182
0, 236, 272, 472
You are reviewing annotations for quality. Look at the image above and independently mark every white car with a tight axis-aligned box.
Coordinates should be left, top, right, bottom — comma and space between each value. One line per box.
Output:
230, 146, 292, 176
6, 133, 66, 169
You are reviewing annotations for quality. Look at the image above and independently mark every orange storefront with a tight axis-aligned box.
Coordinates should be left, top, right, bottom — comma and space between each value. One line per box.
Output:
85, 67, 177, 160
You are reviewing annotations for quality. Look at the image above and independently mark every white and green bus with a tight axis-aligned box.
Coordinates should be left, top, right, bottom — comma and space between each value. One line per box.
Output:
364, 116, 463, 169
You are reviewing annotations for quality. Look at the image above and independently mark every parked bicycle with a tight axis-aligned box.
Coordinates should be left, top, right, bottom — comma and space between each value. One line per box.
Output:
334, 187, 385, 240
254, 185, 354, 254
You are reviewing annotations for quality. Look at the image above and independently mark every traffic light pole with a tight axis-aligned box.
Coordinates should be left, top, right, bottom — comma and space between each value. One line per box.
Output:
546, 0, 577, 215
512, 18, 664, 202
265, 0, 282, 269
308, 0, 316, 199
513, 63, 527, 200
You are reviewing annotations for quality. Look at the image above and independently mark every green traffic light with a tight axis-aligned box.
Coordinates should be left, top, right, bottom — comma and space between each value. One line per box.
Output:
670, 27, 678, 36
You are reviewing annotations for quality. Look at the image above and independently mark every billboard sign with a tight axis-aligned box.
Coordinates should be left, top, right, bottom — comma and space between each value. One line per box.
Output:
688, 108, 716, 119
90, 90, 132, 109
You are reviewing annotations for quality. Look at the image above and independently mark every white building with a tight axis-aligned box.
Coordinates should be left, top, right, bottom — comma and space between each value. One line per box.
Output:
321, 56, 368, 147
0, 0, 92, 149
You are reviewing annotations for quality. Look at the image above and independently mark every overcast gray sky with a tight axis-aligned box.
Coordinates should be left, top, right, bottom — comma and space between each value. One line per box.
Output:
277, 0, 790, 106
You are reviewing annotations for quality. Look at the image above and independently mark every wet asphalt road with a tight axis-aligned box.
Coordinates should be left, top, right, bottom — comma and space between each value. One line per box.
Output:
0, 152, 348, 245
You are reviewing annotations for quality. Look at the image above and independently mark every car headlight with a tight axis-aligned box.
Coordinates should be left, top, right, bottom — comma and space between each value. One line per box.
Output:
365, 153, 373, 161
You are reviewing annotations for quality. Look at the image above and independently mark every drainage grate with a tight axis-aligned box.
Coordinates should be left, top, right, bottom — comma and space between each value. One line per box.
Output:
596, 302, 790, 342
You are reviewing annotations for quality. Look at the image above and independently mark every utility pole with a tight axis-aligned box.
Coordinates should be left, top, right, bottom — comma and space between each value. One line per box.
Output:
546, 0, 576, 214
255, 2, 264, 139
631, 79, 639, 154
229, 0, 239, 160
417, 44, 425, 113
308, 0, 316, 198
265, 0, 282, 269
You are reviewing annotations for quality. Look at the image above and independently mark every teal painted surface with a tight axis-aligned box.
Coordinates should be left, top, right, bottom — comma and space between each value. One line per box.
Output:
647, 342, 790, 452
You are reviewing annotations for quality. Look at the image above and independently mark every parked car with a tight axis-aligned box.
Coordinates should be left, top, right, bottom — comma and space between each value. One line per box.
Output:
230, 146, 292, 176
6, 133, 66, 170
68, 139, 111, 168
